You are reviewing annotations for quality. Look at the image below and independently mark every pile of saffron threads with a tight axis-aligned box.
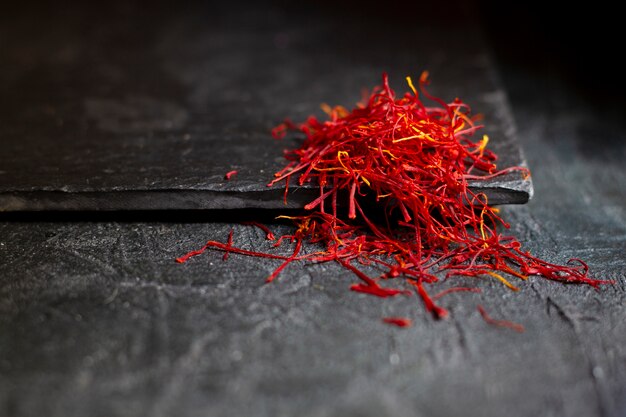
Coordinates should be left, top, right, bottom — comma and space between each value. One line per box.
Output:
178, 72, 610, 327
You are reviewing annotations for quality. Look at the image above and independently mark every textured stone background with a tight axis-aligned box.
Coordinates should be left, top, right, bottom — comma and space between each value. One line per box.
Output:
0, 2, 625, 417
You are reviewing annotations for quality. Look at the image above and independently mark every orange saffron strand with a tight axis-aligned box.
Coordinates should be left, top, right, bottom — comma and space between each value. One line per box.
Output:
477, 305, 525, 333
382, 317, 412, 327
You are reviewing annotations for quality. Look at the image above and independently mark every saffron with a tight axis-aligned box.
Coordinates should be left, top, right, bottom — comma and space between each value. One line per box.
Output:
222, 228, 234, 261
241, 221, 276, 241
382, 317, 412, 327
433, 287, 482, 301
179, 73, 611, 327
225, 170, 238, 180
477, 305, 525, 333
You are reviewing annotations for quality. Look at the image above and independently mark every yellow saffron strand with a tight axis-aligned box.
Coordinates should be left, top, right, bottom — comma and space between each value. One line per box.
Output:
486, 271, 520, 291
406, 76, 418, 95
337, 151, 351, 173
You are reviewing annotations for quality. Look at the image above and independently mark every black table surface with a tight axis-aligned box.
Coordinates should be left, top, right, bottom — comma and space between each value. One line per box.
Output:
1, 2, 625, 417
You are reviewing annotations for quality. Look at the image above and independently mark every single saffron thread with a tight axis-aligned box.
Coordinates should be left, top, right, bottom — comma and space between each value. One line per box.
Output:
477, 305, 525, 333
225, 170, 238, 180
223, 228, 234, 261
176, 240, 289, 263
241, 221, 276, 240
432, 287, 482, 301
382, 317, 412, 327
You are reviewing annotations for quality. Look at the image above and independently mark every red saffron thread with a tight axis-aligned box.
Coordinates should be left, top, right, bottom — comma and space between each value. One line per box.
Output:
179, 72, 611, 326
341, 259, 410, 298
176, 240, 289, 263
266, 239, 302, 283
225, 170, 238, 180
412, 279, 449, 319
382, 317, 412, 327
242, 221, 276, 240
477, 305, 525, 333
223, 228, 234, 261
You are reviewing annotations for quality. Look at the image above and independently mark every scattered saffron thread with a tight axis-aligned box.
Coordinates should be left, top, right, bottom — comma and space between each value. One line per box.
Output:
241, 221, 276, 240
477, 305, 525, 333
432, 286, 482, 301
412, 279, 449, 319
225, 170, 238, 180
178, 72, 611, 327
222, 228, 234, 261
176, 240, 288, 264
382, 317, 412, 327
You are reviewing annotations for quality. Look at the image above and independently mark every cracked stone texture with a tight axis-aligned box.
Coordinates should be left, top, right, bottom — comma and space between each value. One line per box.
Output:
1, 2, 625, 417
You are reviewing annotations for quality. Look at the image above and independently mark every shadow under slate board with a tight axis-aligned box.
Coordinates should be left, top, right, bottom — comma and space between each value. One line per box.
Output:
0, 2, 532, 211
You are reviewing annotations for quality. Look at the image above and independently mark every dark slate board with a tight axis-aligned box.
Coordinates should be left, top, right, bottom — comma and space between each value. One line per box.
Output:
0, 1, 531, 211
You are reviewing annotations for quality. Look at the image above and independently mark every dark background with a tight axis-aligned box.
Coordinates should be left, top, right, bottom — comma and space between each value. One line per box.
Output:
1, 2, 624, 417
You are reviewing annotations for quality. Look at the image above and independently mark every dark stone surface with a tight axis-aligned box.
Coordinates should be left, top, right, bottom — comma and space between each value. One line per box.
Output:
1, 3, 625, 417
0, 1, 530, 211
